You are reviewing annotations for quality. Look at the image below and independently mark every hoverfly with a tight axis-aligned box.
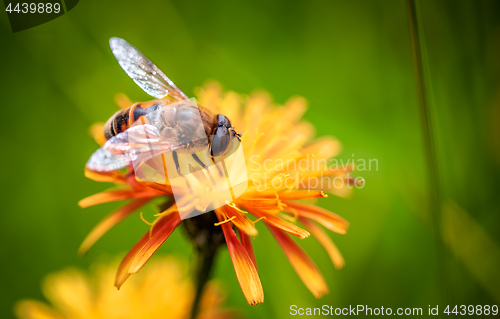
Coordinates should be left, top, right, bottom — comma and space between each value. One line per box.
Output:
86, 37, 242, 177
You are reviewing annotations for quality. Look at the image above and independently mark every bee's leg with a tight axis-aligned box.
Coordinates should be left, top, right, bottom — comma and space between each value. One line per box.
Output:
173, 151, 182, 175
211, 156, 223, 177
192, 154, 208, 170
173, 151, 193, 191
192, 154, 215, 183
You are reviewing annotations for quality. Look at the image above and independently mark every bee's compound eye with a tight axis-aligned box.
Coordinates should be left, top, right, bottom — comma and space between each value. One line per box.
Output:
210, 125, 232, 157
216, 114, 232, 128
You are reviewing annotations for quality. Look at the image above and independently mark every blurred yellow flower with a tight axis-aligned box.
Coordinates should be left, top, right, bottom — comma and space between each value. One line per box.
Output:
14, 257, 235, 319
81, 82, 359, 305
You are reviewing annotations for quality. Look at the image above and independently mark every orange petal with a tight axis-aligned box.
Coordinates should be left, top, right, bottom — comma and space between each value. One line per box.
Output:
199, 280, 227, 310
115, 212, 181, 288
284, 201, 349, 235
300, 217, 345, 269
242, 92, 270, 133
281, 96, 307, 124
261, 122, 314, 159
197, 82, 222, 113
84, 169, 127, 184
238, 198, 282, 213
78, 198, 151, 256
79, 189, 158, 208
219, 92, 242, 128
114, 93, 133, 110
89, 123, 107, 146
115, 233, 155, 289
128, 213, 182, 274
142, 181, 173, 194
219, 215, 263, 305
222, 205, 258, 236
276, 191, 327, 200
267, 225, 328, 298
239, 229, 257, 268
299, 136, 341, 160
246, 207, 310, 239
197, 310, 238, 319
79, 190, 135, 208
322, 166, 354, 176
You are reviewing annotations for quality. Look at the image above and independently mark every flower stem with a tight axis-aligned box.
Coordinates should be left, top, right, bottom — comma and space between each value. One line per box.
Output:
184, 211, 225, 319
190, 244, 218, 319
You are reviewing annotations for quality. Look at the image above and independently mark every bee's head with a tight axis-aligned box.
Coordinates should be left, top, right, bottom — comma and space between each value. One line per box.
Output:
209, 114, 242, 157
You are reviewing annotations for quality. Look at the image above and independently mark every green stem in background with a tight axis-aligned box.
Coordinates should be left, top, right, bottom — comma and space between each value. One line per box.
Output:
407, 0, 450, 303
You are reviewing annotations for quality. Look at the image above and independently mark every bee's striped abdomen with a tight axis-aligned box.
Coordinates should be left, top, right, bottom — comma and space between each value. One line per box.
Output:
129, 101, 160, 125
103, 100, 162, 140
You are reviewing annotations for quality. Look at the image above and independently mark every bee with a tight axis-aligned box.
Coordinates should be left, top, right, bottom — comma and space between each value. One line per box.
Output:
86, 37, 242, 175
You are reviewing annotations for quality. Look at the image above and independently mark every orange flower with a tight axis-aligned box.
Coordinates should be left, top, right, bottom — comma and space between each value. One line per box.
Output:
80, 83, 360, 305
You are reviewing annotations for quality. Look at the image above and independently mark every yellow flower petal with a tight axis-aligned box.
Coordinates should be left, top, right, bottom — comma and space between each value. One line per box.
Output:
14, 300, 63, 319
42, 269, 94, 319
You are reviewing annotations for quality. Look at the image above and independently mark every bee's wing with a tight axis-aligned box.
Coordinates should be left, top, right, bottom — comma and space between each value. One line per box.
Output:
86, 124, 186, 172
109, 37, 188, 100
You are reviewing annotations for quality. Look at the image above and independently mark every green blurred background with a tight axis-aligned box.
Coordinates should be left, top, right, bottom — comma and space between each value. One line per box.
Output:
1, 0, 499, 318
